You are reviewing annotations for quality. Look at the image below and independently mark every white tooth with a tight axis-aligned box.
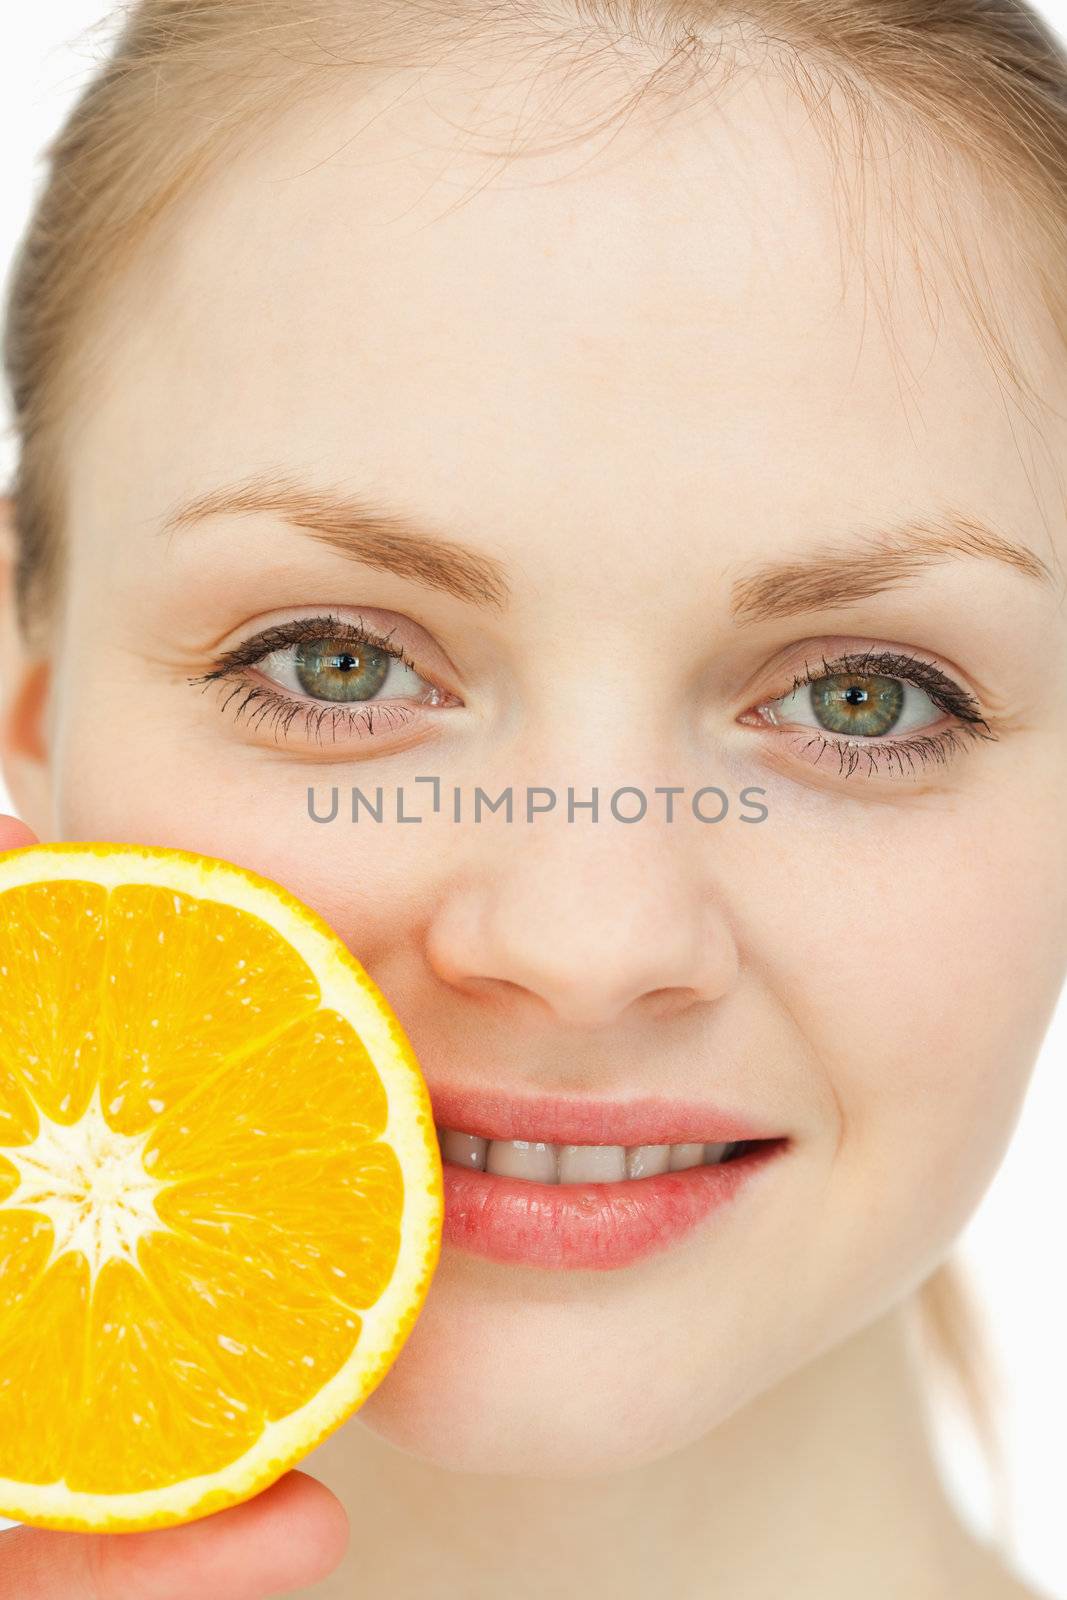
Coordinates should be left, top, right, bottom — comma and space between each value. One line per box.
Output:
440, 1129, 489, 1171
558, 1144, 627, 1184
704, 1141, 732, 1165
669, 1142, 707, 1171
625, 1143, 672, 1178
485, 1139, 559, 1183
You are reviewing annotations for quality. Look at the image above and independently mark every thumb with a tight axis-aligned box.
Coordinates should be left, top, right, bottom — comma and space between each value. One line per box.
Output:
0, 813, 38, 852
0, 1471, 350, 1600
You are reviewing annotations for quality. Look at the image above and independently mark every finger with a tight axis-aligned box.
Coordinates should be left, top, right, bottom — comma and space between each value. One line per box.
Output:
0, 814, 37, 852
0, 1471, 350, 1600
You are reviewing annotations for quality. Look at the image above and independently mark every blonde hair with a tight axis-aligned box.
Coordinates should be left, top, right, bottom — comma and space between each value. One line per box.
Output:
3, 0, 1053, 1524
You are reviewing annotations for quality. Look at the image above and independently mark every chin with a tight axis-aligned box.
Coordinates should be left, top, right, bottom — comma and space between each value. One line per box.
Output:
355, 1378, 699, 1477
349, 1291, 740, 1478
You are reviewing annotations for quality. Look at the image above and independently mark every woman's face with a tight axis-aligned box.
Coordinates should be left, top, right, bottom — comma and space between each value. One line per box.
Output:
4, 52, 1066, 1474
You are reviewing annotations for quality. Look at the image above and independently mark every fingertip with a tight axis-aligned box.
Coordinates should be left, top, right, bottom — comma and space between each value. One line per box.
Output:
88, 1471, 351, 1600
0, 815, 37, 851
272, 1470, 351, 1578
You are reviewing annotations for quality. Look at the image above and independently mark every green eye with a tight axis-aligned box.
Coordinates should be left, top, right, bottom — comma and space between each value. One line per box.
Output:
764, 668, 944, 740
747, 650, 996, 778
256, 632, 431, 705
293, 638, 392, 702
809, 672, 904, 737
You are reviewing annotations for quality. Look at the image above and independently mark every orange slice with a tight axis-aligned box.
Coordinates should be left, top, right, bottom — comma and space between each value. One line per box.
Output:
0, 840, 442, 1533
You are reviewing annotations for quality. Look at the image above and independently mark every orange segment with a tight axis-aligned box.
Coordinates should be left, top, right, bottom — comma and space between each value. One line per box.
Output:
0, 1155, 23, 1204
140, 1228, 364, 1426
0, 1250, 89, 1485
99, 885, 324, 1137
66, 1257, 263, 1496
155, 1142, 404, 1311
0, 880, 109, 1126
0, 841, 442, 1533
0, 1210, 57, 1327
142, 1007, 390, 1178
0, 1064, 42, 1148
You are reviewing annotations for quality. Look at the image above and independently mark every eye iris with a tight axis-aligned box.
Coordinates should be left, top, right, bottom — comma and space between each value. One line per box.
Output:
810, 672, 904, 737
293, 638, 391, 702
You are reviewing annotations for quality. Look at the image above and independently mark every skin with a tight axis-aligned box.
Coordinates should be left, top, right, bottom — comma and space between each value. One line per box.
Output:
1, 36, 1065, 1600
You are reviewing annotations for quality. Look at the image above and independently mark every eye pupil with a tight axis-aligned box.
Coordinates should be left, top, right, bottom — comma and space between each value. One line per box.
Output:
844, 686, 868, 705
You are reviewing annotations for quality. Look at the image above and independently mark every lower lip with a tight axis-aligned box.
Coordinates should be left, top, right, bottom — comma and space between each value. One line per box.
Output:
438, 1139, 790, 1270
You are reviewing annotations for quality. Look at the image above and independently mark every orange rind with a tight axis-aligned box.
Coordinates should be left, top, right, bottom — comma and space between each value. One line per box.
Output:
0, 841, 442, 1532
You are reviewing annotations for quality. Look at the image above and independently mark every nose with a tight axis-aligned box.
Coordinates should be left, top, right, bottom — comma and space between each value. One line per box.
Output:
423, 820, 739, 1030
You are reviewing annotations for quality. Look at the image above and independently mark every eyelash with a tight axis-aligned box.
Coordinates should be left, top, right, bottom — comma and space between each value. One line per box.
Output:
190, 622, 997, 779
756, 647, 997, 778
188, 612, 440, 745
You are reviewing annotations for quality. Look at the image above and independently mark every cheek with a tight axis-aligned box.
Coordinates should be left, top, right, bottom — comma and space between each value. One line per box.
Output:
52, 711, 444, 971
760, 785, 1067, 1272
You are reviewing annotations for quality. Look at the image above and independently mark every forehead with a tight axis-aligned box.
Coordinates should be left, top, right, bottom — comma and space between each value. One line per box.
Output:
69, 46, 1067, 571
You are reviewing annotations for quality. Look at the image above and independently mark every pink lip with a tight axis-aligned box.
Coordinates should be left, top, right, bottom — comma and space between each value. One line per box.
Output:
427, 1083, 779, 1146
438, 1141, 790, 1270
426, 1083, 790, 1271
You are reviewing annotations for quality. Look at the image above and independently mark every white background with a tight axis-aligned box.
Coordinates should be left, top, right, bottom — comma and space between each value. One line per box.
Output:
0, 8, 1065, 1592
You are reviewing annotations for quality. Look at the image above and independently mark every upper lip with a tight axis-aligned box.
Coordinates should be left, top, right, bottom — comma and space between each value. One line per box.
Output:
427, 1083, 781, 1147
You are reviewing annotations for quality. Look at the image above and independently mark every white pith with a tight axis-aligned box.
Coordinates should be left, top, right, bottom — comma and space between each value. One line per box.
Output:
0, 842, 442, 1534
0, 1083, 168, 1289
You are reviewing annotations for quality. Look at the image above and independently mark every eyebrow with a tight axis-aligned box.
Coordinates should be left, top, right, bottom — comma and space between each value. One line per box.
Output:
729, 512, 1056, 624
161, 475, 1057, 624
160, 470, 511, 611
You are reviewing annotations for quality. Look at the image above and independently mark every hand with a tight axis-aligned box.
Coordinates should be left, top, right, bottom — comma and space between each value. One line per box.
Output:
0, 1471, 350, 1598
0, 813, 37, 851
0, 814, 351, 1596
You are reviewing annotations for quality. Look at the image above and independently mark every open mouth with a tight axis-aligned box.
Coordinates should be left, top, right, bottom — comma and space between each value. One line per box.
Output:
434, 1135, 791, 1269
435, 1128, 786, 1186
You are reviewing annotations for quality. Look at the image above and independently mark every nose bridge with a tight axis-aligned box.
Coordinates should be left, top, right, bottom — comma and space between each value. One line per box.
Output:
423, 801, 739, 1028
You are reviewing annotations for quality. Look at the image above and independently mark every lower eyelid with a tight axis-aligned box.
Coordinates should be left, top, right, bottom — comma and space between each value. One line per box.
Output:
218, 679, 426, 744
767, 721, 990, 780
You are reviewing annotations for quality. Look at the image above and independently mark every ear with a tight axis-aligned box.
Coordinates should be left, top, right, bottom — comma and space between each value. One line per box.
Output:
0, 495, 55, 836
